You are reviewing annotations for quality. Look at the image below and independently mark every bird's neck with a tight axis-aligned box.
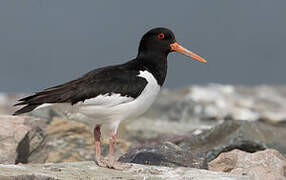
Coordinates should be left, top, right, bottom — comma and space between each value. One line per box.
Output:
136, 51, 168, 86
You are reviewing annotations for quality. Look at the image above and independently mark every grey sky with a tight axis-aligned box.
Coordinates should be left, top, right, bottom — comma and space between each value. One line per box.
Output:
0, 0, 285, 92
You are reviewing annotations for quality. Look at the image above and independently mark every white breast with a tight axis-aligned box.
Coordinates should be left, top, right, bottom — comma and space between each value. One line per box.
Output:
120, 70, 161, 118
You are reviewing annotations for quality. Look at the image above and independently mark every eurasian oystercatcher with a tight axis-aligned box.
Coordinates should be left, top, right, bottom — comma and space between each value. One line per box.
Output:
13, 27, 207, 169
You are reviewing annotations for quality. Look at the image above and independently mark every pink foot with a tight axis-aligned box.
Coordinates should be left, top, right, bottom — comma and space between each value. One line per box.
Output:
96, 156, 132, 170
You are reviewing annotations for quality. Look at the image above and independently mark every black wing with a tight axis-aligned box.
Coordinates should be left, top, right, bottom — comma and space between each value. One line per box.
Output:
13, 63, 148, 115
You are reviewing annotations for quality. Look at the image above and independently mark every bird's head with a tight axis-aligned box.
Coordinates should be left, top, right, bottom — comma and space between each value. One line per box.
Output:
138, 27, 207, 63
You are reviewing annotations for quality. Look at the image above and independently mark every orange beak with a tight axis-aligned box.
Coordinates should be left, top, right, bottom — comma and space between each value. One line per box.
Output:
170, 42, 207, 63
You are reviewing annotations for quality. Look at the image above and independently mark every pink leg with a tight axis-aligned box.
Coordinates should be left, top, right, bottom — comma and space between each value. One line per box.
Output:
94, 125, 103, 165
106, 131, 132, 170
93, 126, 131, 170
109, 131, 116, 157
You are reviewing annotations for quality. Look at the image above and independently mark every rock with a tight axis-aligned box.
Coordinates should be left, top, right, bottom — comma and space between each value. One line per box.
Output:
0, 115, 45, 164
119, 141, 208, 169
0, 115, 130, 164
28, 107, 58, 124
30, 117, 130, 163
209, 149, 286, 180
186, 85, 286, 123
124, 89, 218, 139
3, 85, 286, 139
0, 161, 251, 180
123, 85, 286, 140
120, 119, 286, 169
2, 85, 286, 166
0, 175, 58, 180
179, 120, 286, 162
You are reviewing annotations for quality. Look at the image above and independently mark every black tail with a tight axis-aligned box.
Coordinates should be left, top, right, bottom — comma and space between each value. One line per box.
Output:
13, 79, 76, 116
13, 94, 43, 115
13, 104, 39, 115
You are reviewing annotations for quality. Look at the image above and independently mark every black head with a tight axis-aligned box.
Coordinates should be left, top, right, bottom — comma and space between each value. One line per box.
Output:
138, 27, 176, 56
138, 27, 207, 63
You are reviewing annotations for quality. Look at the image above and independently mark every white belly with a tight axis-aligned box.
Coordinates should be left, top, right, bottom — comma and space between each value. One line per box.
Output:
41, 70, 161, 130
113, 70, 161, 119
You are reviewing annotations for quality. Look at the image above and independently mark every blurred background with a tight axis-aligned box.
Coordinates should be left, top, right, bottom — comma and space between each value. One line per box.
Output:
0, 0, 285, 92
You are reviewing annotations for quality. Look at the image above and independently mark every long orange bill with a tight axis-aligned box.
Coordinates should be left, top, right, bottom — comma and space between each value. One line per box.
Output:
170, 42, 207, 63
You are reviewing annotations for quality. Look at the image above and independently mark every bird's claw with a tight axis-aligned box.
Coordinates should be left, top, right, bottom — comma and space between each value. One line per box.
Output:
96, 156, 132, 170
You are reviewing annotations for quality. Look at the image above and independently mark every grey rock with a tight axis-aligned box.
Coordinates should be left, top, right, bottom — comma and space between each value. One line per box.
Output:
119, 141, 208, 169
15, 127, 45, 164
124, 85, 286, 140
209, 149, 286, 180
180, 120, 286, 161
123, 119, 286, 168
0, 115, 45, 164
0, 174, 57, 180
0, 161, 251, 180
28, 108, 58, 124
1, 85, 286, 169
3, 85, 286, 138
28, 117, 131, 163
0, 116, 131, 164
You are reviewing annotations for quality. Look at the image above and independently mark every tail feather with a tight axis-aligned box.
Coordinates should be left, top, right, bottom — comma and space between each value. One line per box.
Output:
14, 101, 28, 106
13, 92, 48, 115
13, 104, 39, 115
13, 80, 76, 115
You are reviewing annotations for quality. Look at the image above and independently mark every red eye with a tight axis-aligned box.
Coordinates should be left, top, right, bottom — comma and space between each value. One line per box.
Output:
158, 33, 165, 39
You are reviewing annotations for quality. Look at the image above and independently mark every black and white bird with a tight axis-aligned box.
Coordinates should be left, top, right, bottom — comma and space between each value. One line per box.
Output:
13, 27, 207, 169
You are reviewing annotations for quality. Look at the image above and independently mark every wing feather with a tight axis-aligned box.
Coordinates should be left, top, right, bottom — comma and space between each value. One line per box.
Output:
13, 63, 148, 115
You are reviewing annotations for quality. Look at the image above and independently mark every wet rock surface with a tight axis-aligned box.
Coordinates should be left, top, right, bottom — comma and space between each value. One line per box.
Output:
209, 149, 286, 180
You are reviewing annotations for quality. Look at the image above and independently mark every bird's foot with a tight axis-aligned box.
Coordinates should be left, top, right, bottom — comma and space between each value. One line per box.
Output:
96, 156, 132, 170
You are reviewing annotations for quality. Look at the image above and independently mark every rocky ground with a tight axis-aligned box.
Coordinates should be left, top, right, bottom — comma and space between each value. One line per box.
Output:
0, 84, 286, 180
